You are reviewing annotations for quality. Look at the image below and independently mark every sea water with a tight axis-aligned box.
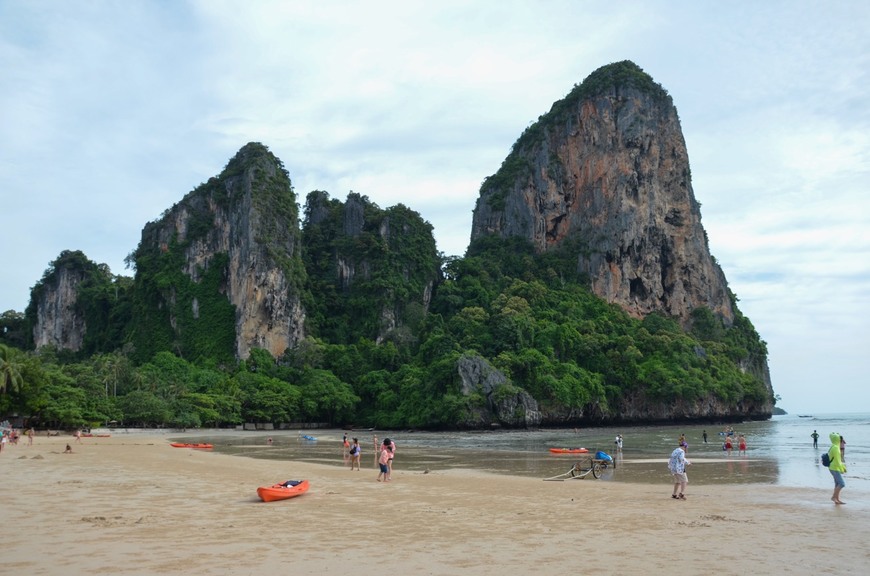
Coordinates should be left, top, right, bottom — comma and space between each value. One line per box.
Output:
183, 412, 869, 494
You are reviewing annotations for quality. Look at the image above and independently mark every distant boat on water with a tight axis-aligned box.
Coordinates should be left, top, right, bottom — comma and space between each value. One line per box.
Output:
798, 414, 813, 418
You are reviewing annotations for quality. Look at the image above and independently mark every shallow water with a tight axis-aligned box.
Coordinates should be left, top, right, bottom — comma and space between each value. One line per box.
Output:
173, 413, 870, 493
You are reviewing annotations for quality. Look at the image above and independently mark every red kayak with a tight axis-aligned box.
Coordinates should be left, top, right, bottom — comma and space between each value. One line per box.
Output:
170, 442, 213, 449
81, 433, 111, 438
549, 447, 589, 454
257, 480, 310, 502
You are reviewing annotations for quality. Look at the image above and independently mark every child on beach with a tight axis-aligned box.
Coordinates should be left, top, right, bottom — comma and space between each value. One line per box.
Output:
377, 443, 392, 482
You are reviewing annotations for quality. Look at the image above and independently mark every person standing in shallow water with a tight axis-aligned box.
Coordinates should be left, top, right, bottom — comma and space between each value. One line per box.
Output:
827, 432, 847, 505
811, 430, 819, 448
702, 430, 708, 444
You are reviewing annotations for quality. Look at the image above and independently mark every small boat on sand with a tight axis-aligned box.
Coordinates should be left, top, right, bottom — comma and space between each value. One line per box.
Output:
170, 442, 213, 449
257, 480, 310, 502
549, 447, 590, 454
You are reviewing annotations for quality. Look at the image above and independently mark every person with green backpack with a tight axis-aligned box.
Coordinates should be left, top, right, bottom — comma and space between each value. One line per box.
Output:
827, 432, 847, 505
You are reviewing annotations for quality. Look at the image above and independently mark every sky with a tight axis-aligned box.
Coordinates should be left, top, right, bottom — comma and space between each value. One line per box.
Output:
2, 1, 868, 414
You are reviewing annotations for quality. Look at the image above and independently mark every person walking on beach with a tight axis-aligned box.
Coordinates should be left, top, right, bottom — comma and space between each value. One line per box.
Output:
811, 430, 819, 448
827, 432, 847, 505
668, 442, 690, 500
738, 435, 747, 456
349, 437, 361, 471
377, 442, 392, 482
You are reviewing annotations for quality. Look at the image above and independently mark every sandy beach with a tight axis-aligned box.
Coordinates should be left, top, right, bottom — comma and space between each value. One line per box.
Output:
2, 433, 868, 575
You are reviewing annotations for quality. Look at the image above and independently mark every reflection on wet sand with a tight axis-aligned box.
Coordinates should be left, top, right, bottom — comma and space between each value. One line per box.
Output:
183, 428, 782, 486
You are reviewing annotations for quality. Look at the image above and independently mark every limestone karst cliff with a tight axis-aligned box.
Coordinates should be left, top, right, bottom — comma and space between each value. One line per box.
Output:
131, 143, 306, 360
28, 251, 89, 352
18, 63, 775, 428
472, 61, 733, 327
302, 190, 441, 345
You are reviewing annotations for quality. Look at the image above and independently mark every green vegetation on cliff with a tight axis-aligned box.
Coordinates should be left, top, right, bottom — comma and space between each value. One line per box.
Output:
302, 191, 440, 344
5, 233, 769, 430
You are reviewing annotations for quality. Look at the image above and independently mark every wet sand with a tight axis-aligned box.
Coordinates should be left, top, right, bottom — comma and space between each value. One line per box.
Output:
2, 433, 868, 575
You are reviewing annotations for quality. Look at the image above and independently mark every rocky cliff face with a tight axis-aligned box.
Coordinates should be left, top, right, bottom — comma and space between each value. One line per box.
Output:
137, 143, 306, 359
302, 191, 440, 344
31, 264, 87, 352
472, 61, 733, 326
456, 354, 542, 428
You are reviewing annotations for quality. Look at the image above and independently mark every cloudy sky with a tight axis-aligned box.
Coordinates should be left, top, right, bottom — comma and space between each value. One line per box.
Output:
2, 1, 868, 414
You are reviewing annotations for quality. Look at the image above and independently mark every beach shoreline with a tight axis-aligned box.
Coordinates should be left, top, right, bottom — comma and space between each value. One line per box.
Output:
3, 433, 868, 575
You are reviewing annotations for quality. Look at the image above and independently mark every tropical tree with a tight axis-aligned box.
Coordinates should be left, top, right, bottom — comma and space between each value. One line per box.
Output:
0, 343, 24, 394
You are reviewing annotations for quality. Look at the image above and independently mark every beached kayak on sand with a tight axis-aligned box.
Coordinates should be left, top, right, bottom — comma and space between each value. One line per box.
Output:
170, 442, 213, 449
257, 480, 310, 502
548, 447, 590, 454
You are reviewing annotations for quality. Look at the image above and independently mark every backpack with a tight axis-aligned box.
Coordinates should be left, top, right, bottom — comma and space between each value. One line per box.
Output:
821, 452, 831, 467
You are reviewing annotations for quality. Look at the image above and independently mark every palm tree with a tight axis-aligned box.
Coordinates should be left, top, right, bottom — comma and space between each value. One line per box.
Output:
0, 343, 24, 394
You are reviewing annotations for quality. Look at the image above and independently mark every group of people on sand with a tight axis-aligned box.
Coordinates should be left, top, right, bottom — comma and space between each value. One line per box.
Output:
1, 427, 36, 453
341, 433, 395, 481
1, 426, 75, 454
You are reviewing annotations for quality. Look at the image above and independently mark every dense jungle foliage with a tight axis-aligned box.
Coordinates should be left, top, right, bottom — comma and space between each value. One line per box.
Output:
1, 233, 769, 430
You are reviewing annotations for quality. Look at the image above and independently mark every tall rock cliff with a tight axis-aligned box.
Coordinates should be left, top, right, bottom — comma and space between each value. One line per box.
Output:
302, 191, 441, 344
131, 143, 306, 360
28, 252, 89, 352
26, 249, 123, 355
472, 61, 733, 327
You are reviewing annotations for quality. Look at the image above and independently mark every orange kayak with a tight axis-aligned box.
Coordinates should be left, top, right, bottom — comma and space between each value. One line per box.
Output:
549, 447, 589, 454
257, 480, 310, 502
170, 442, 213, 449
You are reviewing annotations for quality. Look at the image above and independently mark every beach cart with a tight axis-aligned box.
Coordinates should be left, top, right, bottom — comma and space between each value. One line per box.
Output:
543, 453, 613, 481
